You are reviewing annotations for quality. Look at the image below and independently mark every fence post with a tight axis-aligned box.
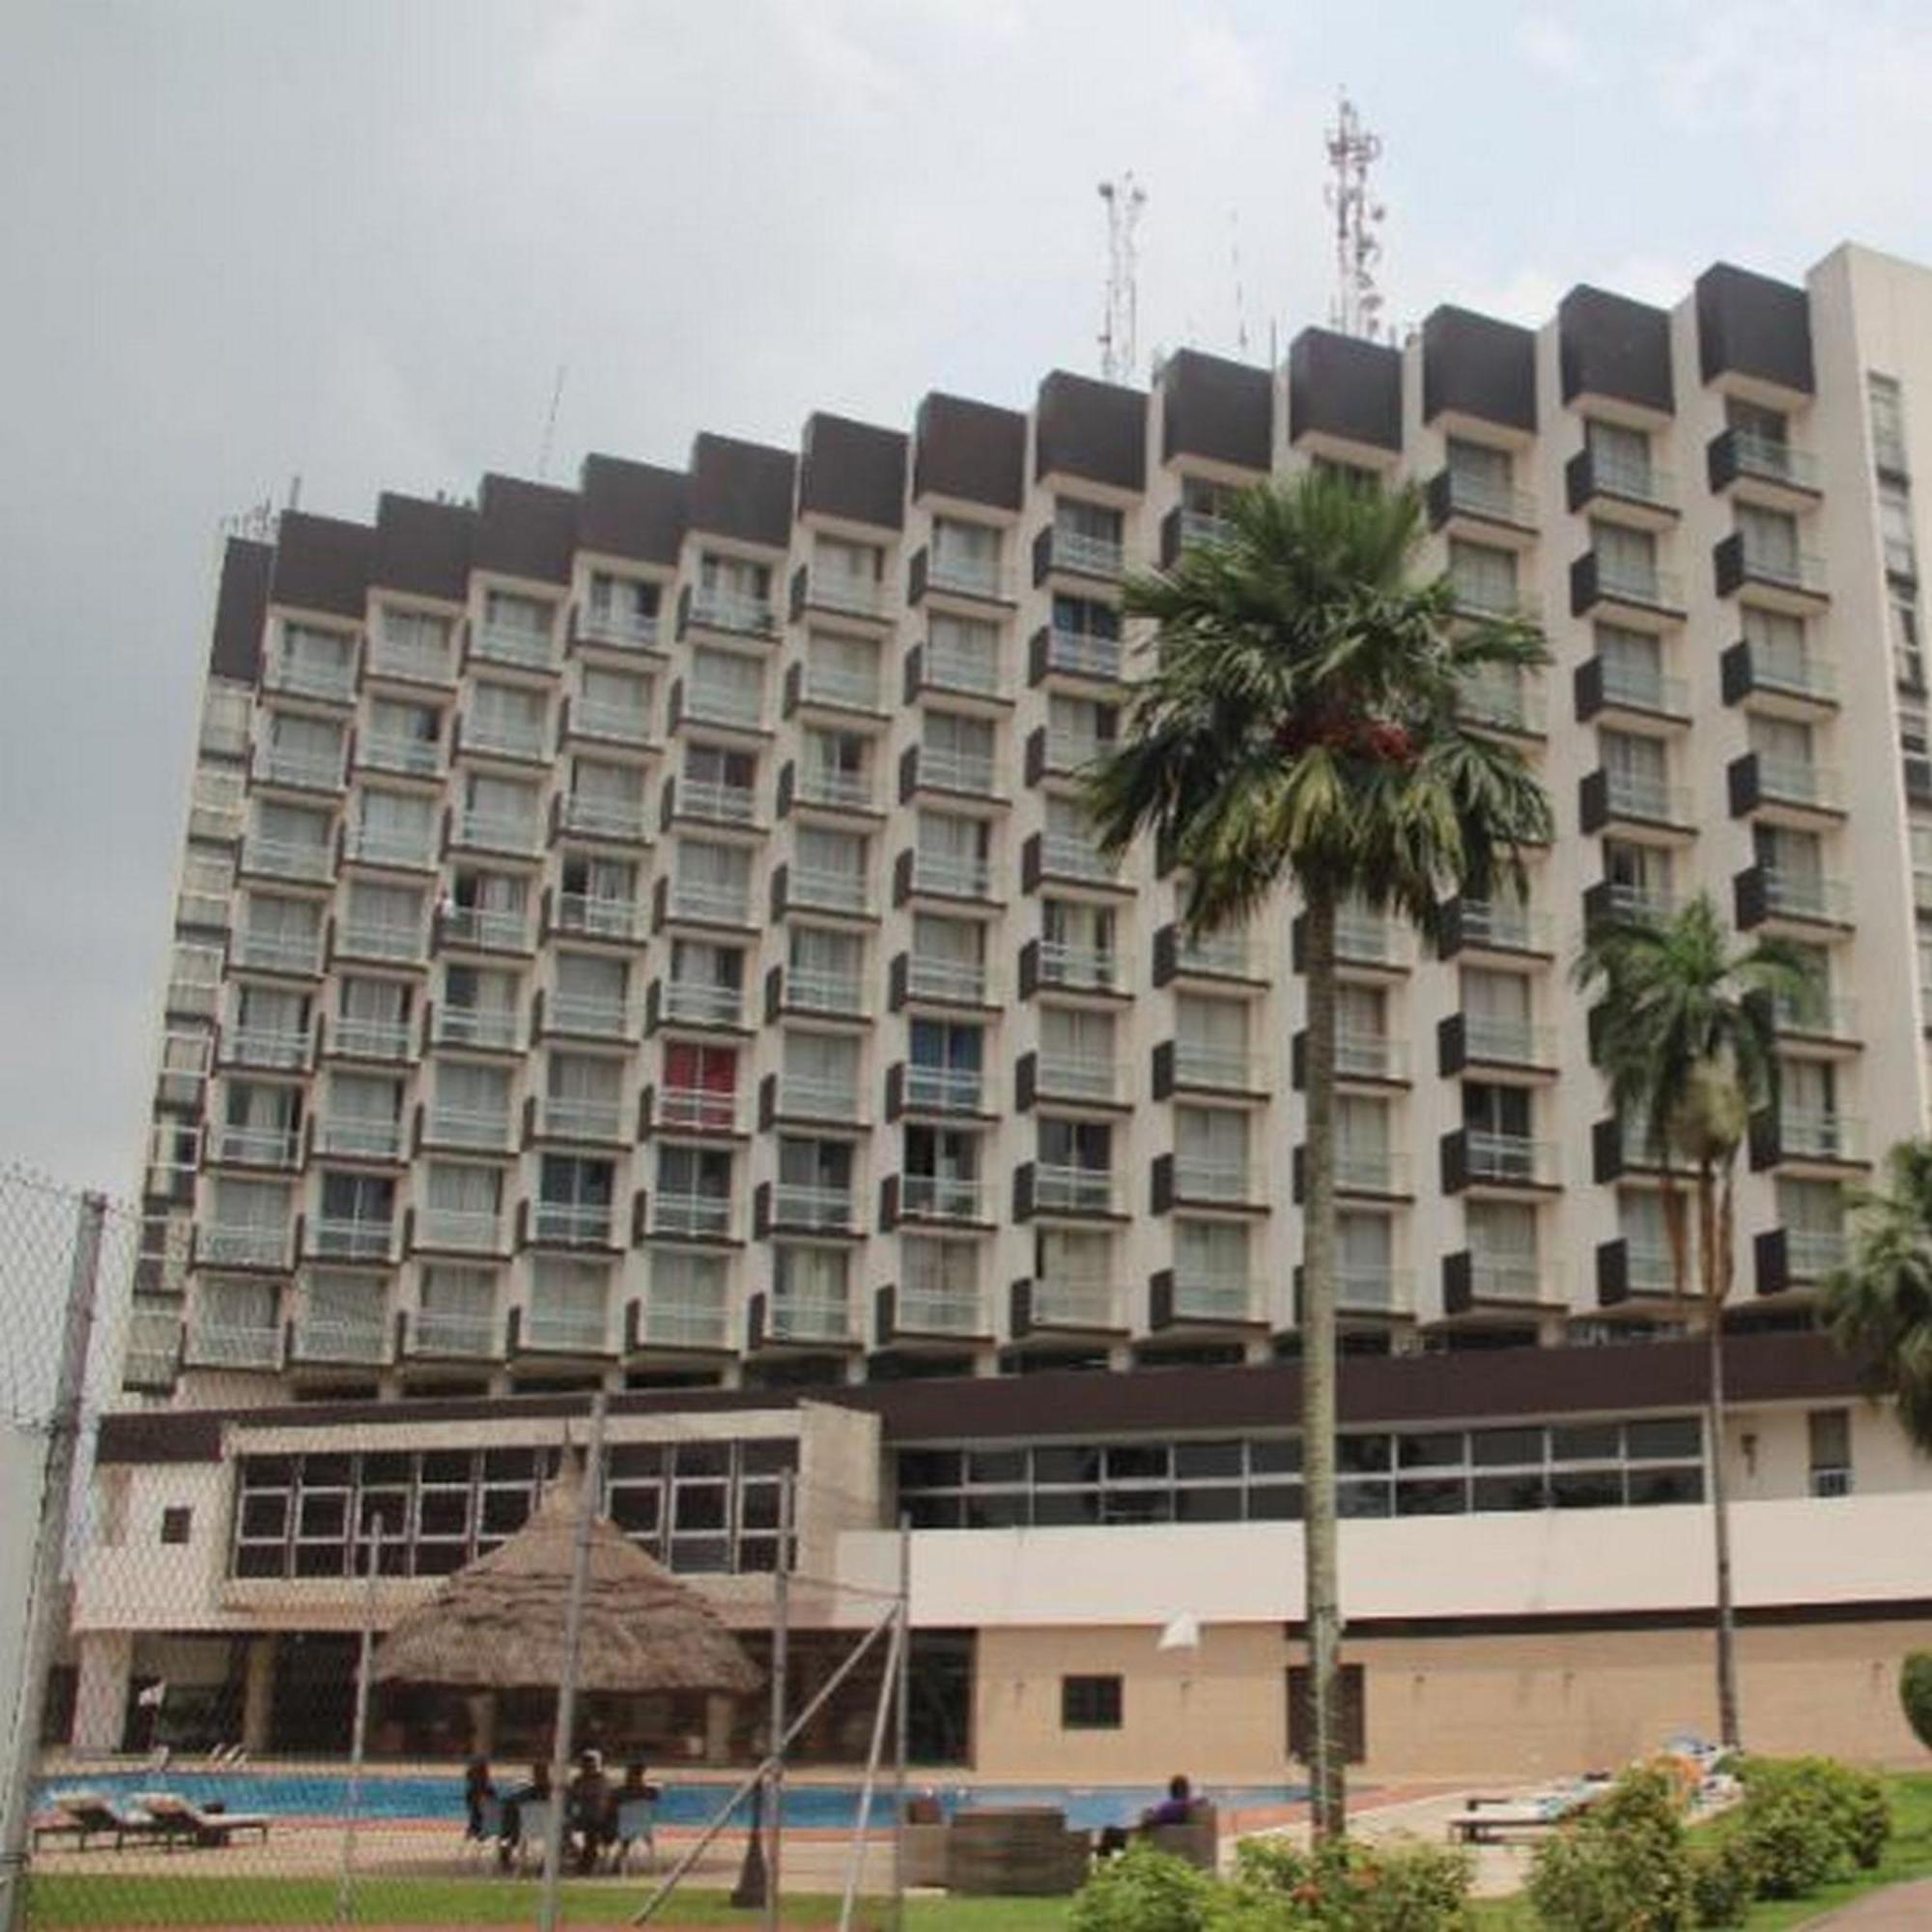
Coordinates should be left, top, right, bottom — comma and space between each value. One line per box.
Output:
0, 1190, 105, 1932
334, 1514, 384, 1926
764, 1469, 791, 1932
539, 1392, 607, 1932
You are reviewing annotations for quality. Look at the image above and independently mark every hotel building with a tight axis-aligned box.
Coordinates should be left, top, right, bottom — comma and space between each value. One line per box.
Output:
75, 242, 1932, 1780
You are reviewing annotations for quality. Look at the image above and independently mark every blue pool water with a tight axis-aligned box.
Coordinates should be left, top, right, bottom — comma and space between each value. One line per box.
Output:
39, 1772, 1308, 1833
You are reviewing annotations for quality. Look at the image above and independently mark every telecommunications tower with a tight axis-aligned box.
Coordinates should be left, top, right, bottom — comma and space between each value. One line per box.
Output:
1097, 171, 1147, 384
1324, 92, 1387, 341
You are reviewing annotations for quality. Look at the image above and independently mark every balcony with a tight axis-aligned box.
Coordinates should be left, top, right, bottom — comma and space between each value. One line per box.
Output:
679, 675, 765, 733
681, 583, 778, 641
908, 547, 1010, 608
791, 657, 885, 716
1163, 1038, 1266, 1096
653, 1083, 739, 1134
902, 849, 995, 903
1035, 524, 1124, 582
668, 776, 757, 829
1564, 448, 1679, 526
791, 561, 889, 625
414, 1208, 501, 1251
899, 952, 989, 1007
338, 919, 427, 965
790, 764, 874, 813
767, 1182, 857, 1234
209, 1124, 299, 1169
184, 1318, 282, 1371
312, 1117, 405, 1161
121, 1310, 183, 1389
224, 1027, 308, 1074
1426, 467, 1537, 537
1457, 673, 1547, 738
1336, 1264, 1408, 1315
1574, 655, 1689, 726
1331, 1146, 1409, 1199
1027, 724, 1110, 786
327, 1014, 412, 1061
1337, 1030, 1407, 1083
471, 616, 555, 672
1439, 897, 1552, 960
264, 656, 356, 705
1714, 531, 1828, 608
439, 905, 531, 952
343, 825, 437, 873
1579, 766, 1693, 836
1164, 1154, 1257, 1208
1158, 506, 1234, 568
896, 1174, 987, 1222
289, 1314, 389, 1367
527, 1200, 614, 1248
1024, 938, 1123, 997
1442, 1128, 1561, 1192
423, 1104, 515, 1152
252, 744, 345, 792
655, 979, 742, 1030
1569, 551, 1685, 622
629, 1293, 730, 1352
770, 963, 866, 1020
1750, 1105, 1865, 1170
662, 877, 754, 929
554, 892, 645, 945
367, 632, 456, 686
519, 1303, 611, 1353
1591, 1114, 1696, 1184
309, 1218, 393, 1263
358, 732, 442, 781
766, 1072, 862, 1124
461, 715, 550, 762
651, 1191, 732, 1240
545, 992, 635, 1041
570, 696, 653, 749
1029, 626, 1124, 686
537, 1094, 626, 1143
781, 864, 871, 919
1335, 908, 1406, 970
1450, 577, 1541, 626
1581, 880, 1678, 930
1755, 1225, 1849, 1293
573, 601, 661, 653
1707, 428, 1822, 508
1023, 1273, 1121, 1333
430, 1006, 521, 1054
198, 1223, 288, 1268
1024, 1162, 1120, 1217
1029, 1052, 1126, 1108
1153, 923, 1264, 988
888, 1283, 985, 1339
1727, 752, 1843, 823
408, 1307, 499, 1357
905, 743, 1003, 801
1719, 640, 1838, 715
242, 837, 335, 886
1025, 831, 1122, 891
1157, 1271, 1256, 1326
1733, 865, 1853, 932
900, 1063, 986, 1115
911, 639, 1007, 703
231, 929, 322, 977
557, 793, 650, 843
1443, 1250, 1558, 1314
452, 809, 542, 859
1439, 1012, 1554, 1075
764, 1293, 856, 1346
1770, 991, 1861, 1047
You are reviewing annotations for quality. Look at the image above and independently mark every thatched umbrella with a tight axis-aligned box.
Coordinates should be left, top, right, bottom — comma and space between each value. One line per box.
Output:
373, 1464, 761, 1696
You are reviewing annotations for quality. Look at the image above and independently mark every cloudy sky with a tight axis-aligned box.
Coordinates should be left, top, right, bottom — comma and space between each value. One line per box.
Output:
6, 0, 1932, 1195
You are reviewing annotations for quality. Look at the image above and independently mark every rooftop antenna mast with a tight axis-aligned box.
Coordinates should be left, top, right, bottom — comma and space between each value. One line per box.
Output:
538, 363, 567, 481
1324, 91, 1386, 341
1229, 209, 1250, 358
1097, 171, 1147, 384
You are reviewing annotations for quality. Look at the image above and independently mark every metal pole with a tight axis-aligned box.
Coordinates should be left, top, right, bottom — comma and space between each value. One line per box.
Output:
893, 1516, 910, 1932
837, 1607, 903, 1932
1, 1191, 105, 1932
764, 1471, 791, 1932
334, 1515, 384, 1926
540, 1393, 608, 1932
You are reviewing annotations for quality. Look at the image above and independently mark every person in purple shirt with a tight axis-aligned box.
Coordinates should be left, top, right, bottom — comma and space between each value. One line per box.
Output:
1142, 1775, 1197, 1829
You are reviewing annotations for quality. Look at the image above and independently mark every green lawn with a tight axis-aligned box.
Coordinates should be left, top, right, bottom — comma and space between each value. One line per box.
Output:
25, 1778, 1932, 1929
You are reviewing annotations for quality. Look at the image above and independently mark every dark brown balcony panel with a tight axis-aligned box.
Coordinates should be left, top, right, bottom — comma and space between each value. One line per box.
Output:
575, 454, 687, 567
873, 1283, 991, 1349
797, 412, 908, 531
687, 433, 796, 549
1753, 1228, 1802, 1298
210, 537, 274, 680
1557, 286, 1674, 416
1562, 447, 1680, 524
372, 492, 476, 604
1440, 1249, 1550, 1318
1421, 306, 1536, 436
1425, 467, 1536, 536
474, 474, 577, 585
1153, 923, 1265, 989
1158, 348, 1272, 472
1574, 655, 1689, 726
782, 659, 887, 724
1436, 1012, 1553, 1079
1726, 753, 1844, 824
270, 511, 375, 621
1570, 550, 1686, 621
1008, 1276, 1125, 1341
1695, 262, 1814, 398
1713, 531, 1829, 607
1719, 639, 1839, 713
1035, 370, 1147, 492
1287, 327, 1402, 454
911, 392, 1027, 510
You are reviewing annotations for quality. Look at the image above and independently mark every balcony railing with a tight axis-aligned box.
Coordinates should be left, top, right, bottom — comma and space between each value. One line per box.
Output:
1598, 661, 1688, 716
455, 809, 541, 855
895, 1286, 982, 1335
199, 1223, 288, 1267
543, 1095, 624, 1141
657, 1085, 738, 1133
1042, 628, 1122, 680
560, 794, 649, 841
1172, 1155, 1252, 1204
773, 1183, 855, 1231
1050, 526, 1124, 578
653, 1191, 732, 1239
473, 618, 554, 670
416, 1208, 499, 1250
440, 905, 529, 952
313, 1117, 404, 1160
1439, 469, 1536, 527
1337, 1031, 1406, 1081
344, 826, 436, 871
432, 1007, 519, 1052
1037, 941, 1119, 991
522, 1304, 609, 1351
122, 1310, 184, 1382
1031, 1273, 1115, 1326
1174, 1041, 1259, 1090
359, 734, 441, 778
906, 954, 985, 1004
775, 1073, 859, 1120
1787, 1228, 1849, 1279
1723, 430, 1820, 493
228, 1026, 309, 1069
1177, 509, 1234, 550
1773, 992, 1859, 1038
807, 567, 887, 618
1040, 833, 1118, 883
785, 967, 865, 1016
291, 1317, 388, 1365
530, 1201, 612, 1246
1169, 1273, 1254, 1322
1178, 931, 1254, 977
689, 585, 776, 637
1736, 538, 1828, 595
1603, 769, 1690, 824
232, 929, 321, 975
789, 866, 869, 915
1462, 1016, 1552, 1065
310, 1218, 392, 1262
1776, 1108, 1862, 1161
1044, 729, 1107, 775
578, 604, 660, 650
920, 746, 1000, 796
1450, 576, 1537, 622
912, 851, 992, 899
340, 920, 426, 962
1464, 1131, 1559, 1185
1033, 1163, 1117, 1213
1762, 870, 1852, 924
243, 837, 335, 883
668, 879, 753, 925
1753, 754, 1840, 810
1465, 1254, 1548, 1301
925, 642, 1003, 696
686, 679, 764, 729
368, 634, 453, 684
253, 745, 344, 790
1579, 448, 1676, 510
1335, 1147, 1407, 1194
637, 1297, 728, 1350
211, 1125, 298, 1167
574, 699, 652, 744
900, 1174, 984, 1219
801, 661, 882, 711
1458, 674, 1545, 735
412, 1308, 497, 1355
905, 1065, 983, 1112
677, 778, 757, 825
926, 553, 1006, 601
464, 717, 548, 759
1336, 1264, 1406, 1312
265, 657, 355, 704
1734, 645, 1836, 703
1624, 1242, 1679, 1297
549, 994, 633, 1039
768, 1293, 854, 1343
660, 979, 742, 1028
185, 1321, 282, 1369
425, 1105, 514, 1151
556, 893, 644, 942
1458, 899, 1549, 952
1595, 556, 1682, 610
796, 766, 872, 810
1036, 1054, 1122, 1104
1336, 910, 1401, 964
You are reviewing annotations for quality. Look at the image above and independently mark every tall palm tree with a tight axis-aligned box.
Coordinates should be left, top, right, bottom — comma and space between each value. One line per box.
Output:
1085, 472, 1551, 1838
1820, 1140, 1932, 1454
1573, 894, 1811, 1747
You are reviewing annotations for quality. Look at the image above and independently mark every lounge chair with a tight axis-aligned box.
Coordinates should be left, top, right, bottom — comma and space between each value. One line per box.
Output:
609, 1796, 658, 1872
1444, 1780, 1607, 1845
514, 1797, 556, 1873
464, 1793, 504, 1866
43, 1793, 168, 1851
136, 1792, 271, 1848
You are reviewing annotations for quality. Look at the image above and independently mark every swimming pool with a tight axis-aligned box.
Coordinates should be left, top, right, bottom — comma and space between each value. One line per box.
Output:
40, 1772, 1309, 1833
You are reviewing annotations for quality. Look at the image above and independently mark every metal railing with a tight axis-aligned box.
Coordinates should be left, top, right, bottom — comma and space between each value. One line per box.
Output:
530, 1201, 612, 1246
1169, 1274, 1253, 1321
906, 954, 985, 1003
784, 966, 865, 1015
1595, 556, 1682, 609
123, 1309, 185, 1381
575, 698, 652, 743
463, 717, 549, 759
768, 1293, 854, 1342
1727, 430, 1820, 492
229, 1026, 310, 1068
265, 657, 355, 703
926, 553, 1006, 600
1037, 1054, 1121, 1103
1178, 930, 1254, 977
522, 1304, 609, 1351
797, 766, 872, 810
895, 1286, 981, 1334
1585, 450, 1675, 509
1336, 1146, 1408, 1193
456, 808, 541, 854
1172, 1155, 1252, 1204
925, 641, 1003, 696
1174, 1040, 1258, 1089
808, 567, 886, 618
668, 878, 753, 925
211, 1125, 299, 1167
425, 1104, 514, 1151
369, 634, 453, 683
1459, 898, 1549, 952
1450, 575, 1537, 621
1459, 674, 1546, 734
905, 1064, 983, 1112
243, 836, 335, 883
412, 1308, 497, 1355
556, 892, 643, 942
789, 865, 869, 914
802, 660, 881, 711
912, 850, 992, 898
578, 604, 660, 649
543, 1095, 624, 1140
291, 1317, 388, 1365
1033, 1163, 1117, 1213
313, 1117, 404, 1159
657, 1085, 738, 1132
1050, 526, 1123, 578
359, 734, 441, 778
474, 617, 554, 669
1599, 661, 1688, 715
1753, 753, 1840, 810
690, 585, 776, 636
549, 993, 632, 1038
1777, 1107, 1862, 1160
1603, 768, 1689, 824
1464, 1131, 1559, 1184
637, 1298, 729, 1350
920, 745, 1000, 795
417, 1208, 499, 1250
1463, 1016, 1552, 1065
1774, 992, 1859, 1037
440, 904, 529, 951
899, 1174, 984, 1219
185, 1320, 282, 1369
1738, 539, 1827, 593
340, 920, 426, 961
1043, 627, 1122, 679
1742, 646, 1836, 701
1761, 869, 1852, 923
253, 745, 344, 789
1466, 1254, 1550, 1301
775, 1073, 860, 1119
773, 1182, 855, 1230
677, 777, 757, 824
1336, 1264, 1407, 1311
653, 1191, 731, 1238
432, 1006, 519, 1051
1179, 509, 1234, 549
560, 793, 649, 840
311, 1217, 392, 1261
1788, 1228, 1850, 1277
199, 1222, 288, 1266
1337, 1031, 1406, 1080
1041, 832, 1118, 881
1044, 728, 1106, 774
1336, 910, 1401, 963
1031, 1274, 1115, 1326
660, 980, 741, 1026
1037, 940, 1119, 990
686, 678, 764, 728
344, 825, 436, 869
1443, 470, 1536, 526
1624, 1243, 1680, 1296
232, 929, 321, 975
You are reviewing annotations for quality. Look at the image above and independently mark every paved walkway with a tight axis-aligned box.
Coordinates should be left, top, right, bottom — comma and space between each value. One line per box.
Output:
1805, 1877, 1932, 1926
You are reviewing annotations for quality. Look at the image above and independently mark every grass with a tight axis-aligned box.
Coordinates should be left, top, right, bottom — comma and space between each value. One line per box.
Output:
24, 1778, 1932, 1929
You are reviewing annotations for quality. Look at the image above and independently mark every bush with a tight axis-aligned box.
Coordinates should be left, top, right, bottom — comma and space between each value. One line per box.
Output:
1527, 1765, 1690, 1932
1735, 1780, 1840, 1898
1901, 1652, 1932, 1752
1734, 1756, 1890, 1889
1071, 1842, 1216, 1932
1216, 1835, 1472, 1931
1687, 1833, 1757, 1928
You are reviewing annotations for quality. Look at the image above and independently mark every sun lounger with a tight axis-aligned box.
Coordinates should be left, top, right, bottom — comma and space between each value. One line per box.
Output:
610, 1795, 658, 1872
514, 1797, 556, 1873
1446, 1778, 1613, 1844
136, 1793, 271, 1848
43, 1793, 169, 1850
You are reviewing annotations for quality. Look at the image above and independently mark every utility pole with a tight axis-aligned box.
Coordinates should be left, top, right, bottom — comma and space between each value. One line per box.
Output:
763, 1471, 792, 1932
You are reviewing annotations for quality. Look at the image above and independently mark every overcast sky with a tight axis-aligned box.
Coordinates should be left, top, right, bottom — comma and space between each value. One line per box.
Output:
8, 0, 1932, 1196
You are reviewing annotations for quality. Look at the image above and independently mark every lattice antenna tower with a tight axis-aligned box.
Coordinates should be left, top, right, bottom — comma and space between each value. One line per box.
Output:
1324, 91, 1387, 341
1097, 171, 1147, 384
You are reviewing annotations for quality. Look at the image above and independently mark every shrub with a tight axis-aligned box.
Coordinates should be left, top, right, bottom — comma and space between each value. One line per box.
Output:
1732, 1755, 1890, 1888
1527, 1765, 1690, 1932
1070, 1841, 1216, 1932
1686, 1833, 1757, 1928
1217, 1834, 1472, 1931
1735, 1779, 1840, 1898
1905, 1652, 1932, 1753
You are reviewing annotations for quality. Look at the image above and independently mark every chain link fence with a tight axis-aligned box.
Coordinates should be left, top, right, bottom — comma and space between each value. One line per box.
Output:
1, 1164, 916, 1932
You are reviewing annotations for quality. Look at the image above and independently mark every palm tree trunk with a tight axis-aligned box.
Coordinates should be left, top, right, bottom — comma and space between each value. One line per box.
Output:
1700, 1161, 1743, 1748
1299, 887, 1346, 1839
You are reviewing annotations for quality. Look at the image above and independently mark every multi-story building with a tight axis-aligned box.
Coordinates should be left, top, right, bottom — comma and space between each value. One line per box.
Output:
78, 242, 1932, 1780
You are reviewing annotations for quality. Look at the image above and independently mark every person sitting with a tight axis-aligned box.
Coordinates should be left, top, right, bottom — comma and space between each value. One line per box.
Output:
566, 1748, 611, 1872
1142, 1775, 1197, 1830
463, 1756, 496, 1842
497, 1760, 551, 1870
603, 1763, 663, 1869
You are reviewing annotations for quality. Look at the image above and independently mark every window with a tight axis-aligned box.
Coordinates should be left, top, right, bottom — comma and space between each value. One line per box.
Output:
806, 630, 880, 706
159, 1506, 192, 1546
1061, 1674, 1122, 1730
1448, 539, 1517, 615
586, 570, 659, 637
1808, 1408, 1853, 1496
1446, 436, 1513, 514
1892, 591, 1925, 691
1740, 501, 1804, 578
927, 613, 1001, 693
930, 516, 1002, 593
1869, 372, 1908, 474
1592, 520, 1660, 597
1586, 419, 1652, 497
689, 645, 764, 723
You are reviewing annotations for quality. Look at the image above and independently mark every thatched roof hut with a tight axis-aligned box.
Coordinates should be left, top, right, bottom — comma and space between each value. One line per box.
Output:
373, 1465, 761, 1695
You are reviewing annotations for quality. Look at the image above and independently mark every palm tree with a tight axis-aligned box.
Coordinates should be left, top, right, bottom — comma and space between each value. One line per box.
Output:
1085, 472, 1551, 1838
1820, 1140, 1932, 1454
1573, 894, 1811, 1747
